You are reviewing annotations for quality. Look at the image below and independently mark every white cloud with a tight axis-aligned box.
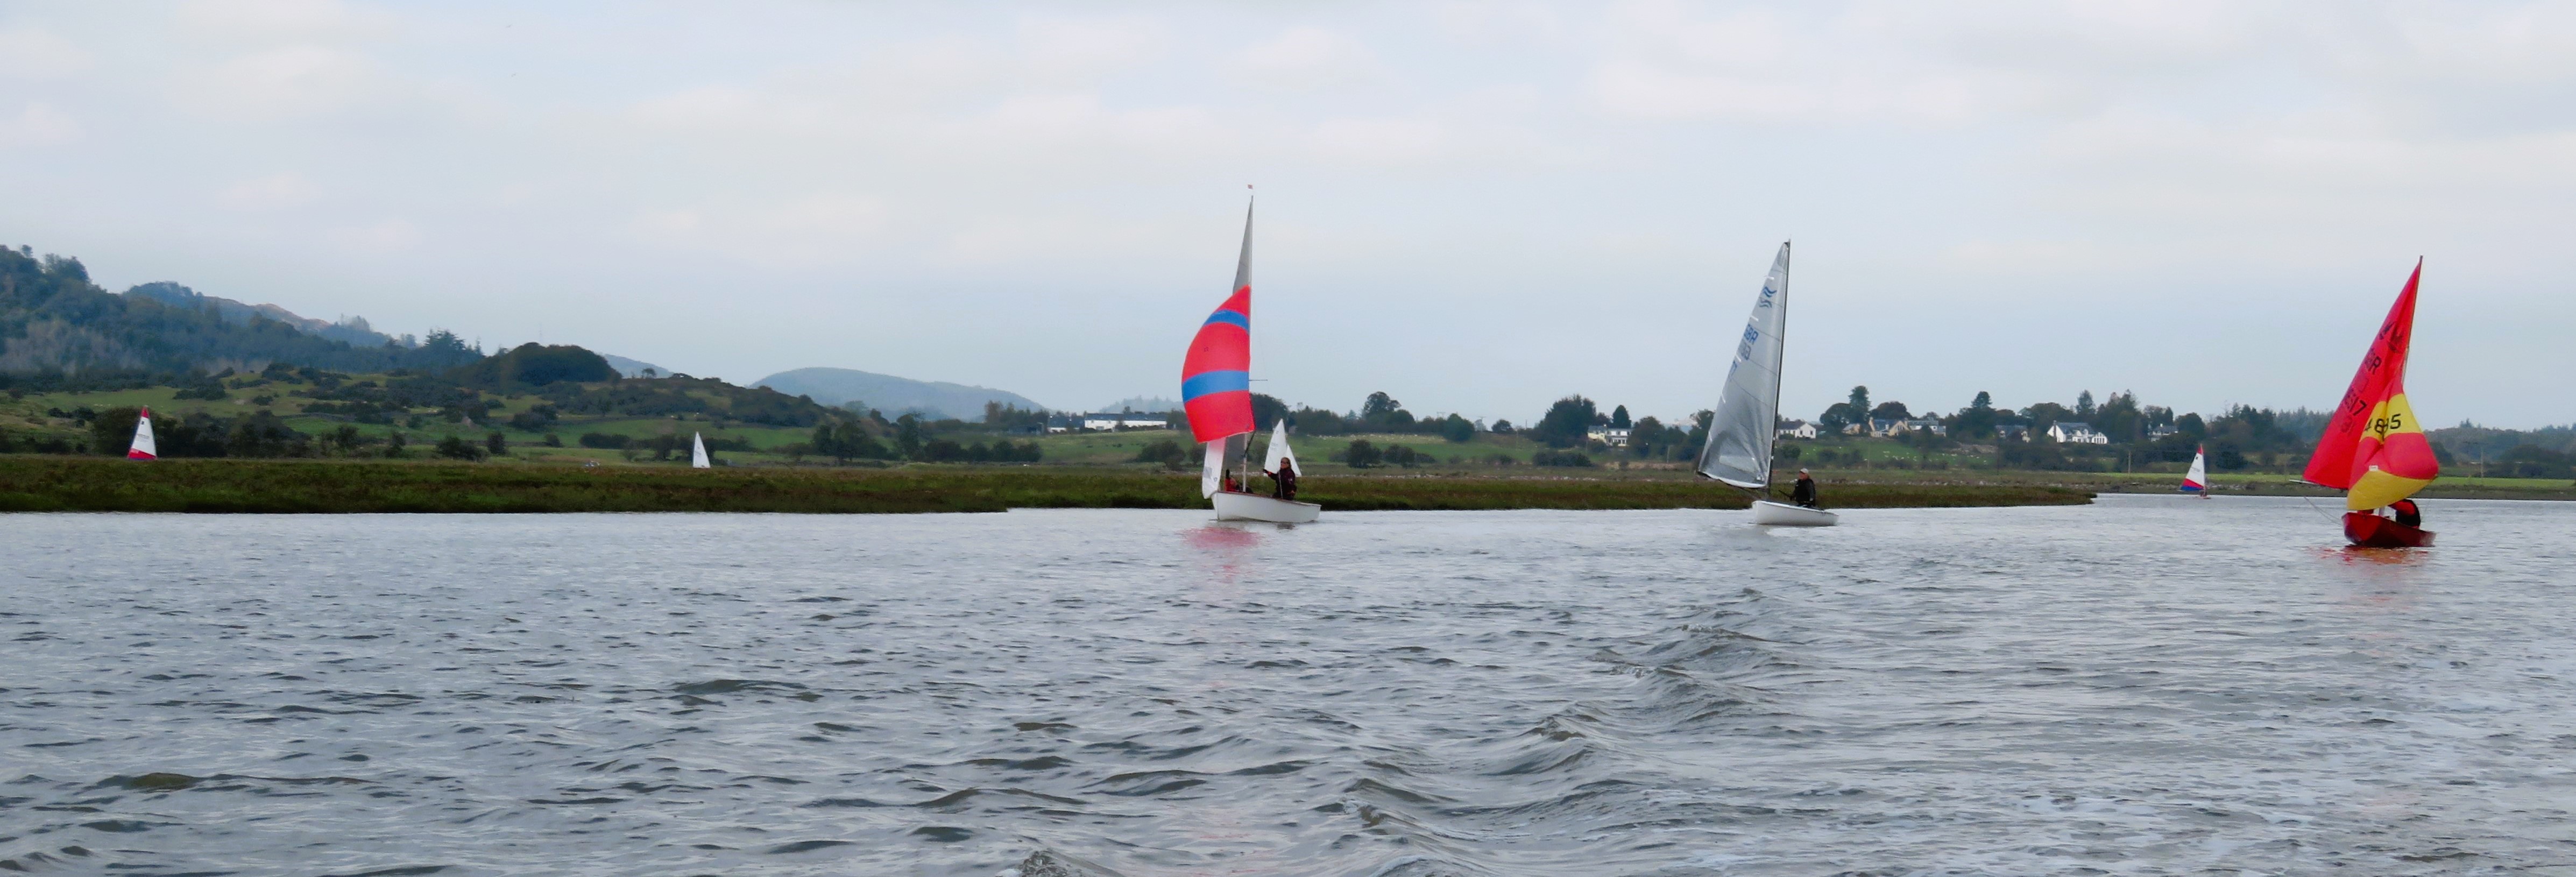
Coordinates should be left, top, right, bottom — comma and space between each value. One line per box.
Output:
0, 27, 95, 79
220, 172, 324, 209
631, 195, 892, 269
171, 0, 393, 44
1235, 27, 1382, 89
0, 102, 81, 146
172, 46, 378, 117
326, 218, 420, 253
1015, 16, 1167, 81
1308, 117, 1448, 164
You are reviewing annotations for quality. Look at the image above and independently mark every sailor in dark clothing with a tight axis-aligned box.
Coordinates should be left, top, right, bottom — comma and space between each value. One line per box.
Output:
1265, 457, 1298, 500
1791, 468, 1819, 508
2389, 498, 2422, 528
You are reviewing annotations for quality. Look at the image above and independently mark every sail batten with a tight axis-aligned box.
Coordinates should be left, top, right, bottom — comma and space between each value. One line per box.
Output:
1696, 243, 1792, 488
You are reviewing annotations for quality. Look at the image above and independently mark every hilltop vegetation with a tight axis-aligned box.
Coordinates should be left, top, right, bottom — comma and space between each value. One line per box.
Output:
0, 245, 483, 374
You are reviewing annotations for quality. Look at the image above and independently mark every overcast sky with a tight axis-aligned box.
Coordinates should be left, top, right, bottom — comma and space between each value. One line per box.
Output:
3, 1, 2571, 426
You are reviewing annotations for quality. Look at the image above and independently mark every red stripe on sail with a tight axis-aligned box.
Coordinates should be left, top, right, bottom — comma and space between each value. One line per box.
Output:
2303, 262, 2419, 490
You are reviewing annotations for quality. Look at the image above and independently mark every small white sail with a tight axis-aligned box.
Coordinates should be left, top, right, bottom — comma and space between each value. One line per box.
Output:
1201, 438, 1227, 497
690, 432, 711, 469
2182, 444, 2207, 494
1258, 418, 1298, 480
1696, 242, 1792, 489
127, 407, 157, 460
1199, 433, 1247, 498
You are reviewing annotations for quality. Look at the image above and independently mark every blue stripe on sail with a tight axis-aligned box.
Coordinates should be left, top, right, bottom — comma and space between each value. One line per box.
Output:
1202, 310, 1250, 330
1180, 370, 1250, 401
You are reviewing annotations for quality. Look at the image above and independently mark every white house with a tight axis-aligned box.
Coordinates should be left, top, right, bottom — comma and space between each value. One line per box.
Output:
1586, 426, 1632, 447
1901, 418, 1948, 437
1775, 420, 1818, 440
2147, 424, 2178, 441
1081, 413, 1170, 430
2047, 422, 2111, 444
1994, 424, 2032, 441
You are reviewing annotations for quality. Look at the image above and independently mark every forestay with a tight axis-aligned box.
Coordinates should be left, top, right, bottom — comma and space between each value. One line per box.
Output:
1696, 242, 1792, 489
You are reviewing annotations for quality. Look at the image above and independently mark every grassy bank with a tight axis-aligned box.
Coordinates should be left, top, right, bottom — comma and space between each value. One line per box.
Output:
0, 457, 2092, 514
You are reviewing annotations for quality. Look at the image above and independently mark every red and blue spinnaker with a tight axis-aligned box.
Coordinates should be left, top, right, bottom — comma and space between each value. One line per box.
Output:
1181, 201, 1256, 443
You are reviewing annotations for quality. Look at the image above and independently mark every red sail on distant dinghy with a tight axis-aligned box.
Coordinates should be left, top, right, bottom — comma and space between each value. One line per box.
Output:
2303, 260, 2438, 547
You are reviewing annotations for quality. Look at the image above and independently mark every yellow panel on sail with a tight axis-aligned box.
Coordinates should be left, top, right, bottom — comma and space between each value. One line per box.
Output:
2343, 393, 2437, 510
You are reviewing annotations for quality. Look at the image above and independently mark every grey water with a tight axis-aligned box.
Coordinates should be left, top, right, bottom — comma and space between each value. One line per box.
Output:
4, 497, 2574, 876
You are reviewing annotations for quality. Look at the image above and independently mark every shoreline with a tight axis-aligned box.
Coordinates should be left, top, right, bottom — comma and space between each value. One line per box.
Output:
0, 457, 2094, 514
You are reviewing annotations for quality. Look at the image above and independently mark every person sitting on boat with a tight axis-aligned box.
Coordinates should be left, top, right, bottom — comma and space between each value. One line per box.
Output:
1791, 468, 1819, 508
2389, 498, 2422, 528
1265, 457, 1298, 501
1221, 473, 1241, 494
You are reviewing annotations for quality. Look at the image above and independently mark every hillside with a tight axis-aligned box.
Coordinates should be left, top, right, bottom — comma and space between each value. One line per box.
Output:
753, 366, 1046, 420
0, 246, 479, 375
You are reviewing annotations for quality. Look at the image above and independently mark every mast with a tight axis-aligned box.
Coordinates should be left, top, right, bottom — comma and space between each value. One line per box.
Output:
1763, 241, 1791, 501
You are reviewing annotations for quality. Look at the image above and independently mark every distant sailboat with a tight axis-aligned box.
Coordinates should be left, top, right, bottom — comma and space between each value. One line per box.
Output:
2303, 260, 2437, 548
1697, 242, 1836, 526
2181, 444, 2209, 497
1181, 195, 1319, 524
127, 407, 157, 461
690, 432, 711, 469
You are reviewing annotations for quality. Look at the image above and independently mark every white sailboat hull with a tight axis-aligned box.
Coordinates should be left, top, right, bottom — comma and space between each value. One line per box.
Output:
1212, 491, 1320, 524
1751, 500, 1838, 527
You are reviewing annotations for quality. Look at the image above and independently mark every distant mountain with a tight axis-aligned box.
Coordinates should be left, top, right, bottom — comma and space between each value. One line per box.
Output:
1102, 396, 1181, 413
599, 353, 666, 379
753, 367, 1046, 421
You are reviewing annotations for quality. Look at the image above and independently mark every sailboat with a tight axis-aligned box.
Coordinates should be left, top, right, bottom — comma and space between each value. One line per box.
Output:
690, 432, 711, 469
2302, 260, 2438, 548
2181, 444, 2209, 497
1697, 242, 1835, 526
127, 407, 157, 460
1182, 196, 1320, 525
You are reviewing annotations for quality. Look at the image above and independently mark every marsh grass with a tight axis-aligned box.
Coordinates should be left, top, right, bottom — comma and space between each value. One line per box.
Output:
0, 457, 2092, 514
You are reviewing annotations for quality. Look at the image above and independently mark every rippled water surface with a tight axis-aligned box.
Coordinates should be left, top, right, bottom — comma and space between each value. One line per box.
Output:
6, 497, 2576, 876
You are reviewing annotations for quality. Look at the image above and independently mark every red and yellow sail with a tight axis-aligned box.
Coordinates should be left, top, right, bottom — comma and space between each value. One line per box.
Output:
2302, 261, 2438, 510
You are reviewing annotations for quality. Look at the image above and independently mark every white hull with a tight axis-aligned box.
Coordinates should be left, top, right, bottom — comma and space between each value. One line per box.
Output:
1212, 491, 1320, 524
1751, 500, 1838, 527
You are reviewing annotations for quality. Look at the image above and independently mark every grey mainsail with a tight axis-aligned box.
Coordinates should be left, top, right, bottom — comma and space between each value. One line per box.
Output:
1695, 242, 1792, 489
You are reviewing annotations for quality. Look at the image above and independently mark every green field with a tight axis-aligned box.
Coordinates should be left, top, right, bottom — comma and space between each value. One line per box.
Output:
0, 456, 2093, 514
9, 380, 2570, 503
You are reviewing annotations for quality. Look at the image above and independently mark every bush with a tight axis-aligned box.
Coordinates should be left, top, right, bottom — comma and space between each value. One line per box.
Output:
508, 405, 560, 432
173, 384, 229, 401
1532, 449, 1594, 467
1441, 414, 1476, 443
1134, 438, 1190, 469
579, 432, 632, 449
542, 433, 563, 447
1342, 438, 1383, 468
435, 435, 487, 461
485, 432, 508, 456
1383, 443, 1422, 467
